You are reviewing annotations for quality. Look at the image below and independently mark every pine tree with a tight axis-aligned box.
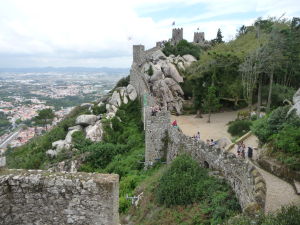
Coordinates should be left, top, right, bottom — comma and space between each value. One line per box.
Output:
216, 28, 224, 44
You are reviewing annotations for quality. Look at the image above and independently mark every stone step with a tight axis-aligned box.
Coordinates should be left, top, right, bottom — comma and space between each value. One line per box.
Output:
293, 180, 300, 195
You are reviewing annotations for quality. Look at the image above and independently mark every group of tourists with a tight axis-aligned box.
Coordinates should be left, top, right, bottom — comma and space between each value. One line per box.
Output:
236, 141, 253, 159
151, 105, 161, 116
192, 131, 201, 141
206, 139, 216, 146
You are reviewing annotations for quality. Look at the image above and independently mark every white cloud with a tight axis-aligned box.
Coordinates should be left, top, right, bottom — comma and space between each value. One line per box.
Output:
0, 0, 299, 67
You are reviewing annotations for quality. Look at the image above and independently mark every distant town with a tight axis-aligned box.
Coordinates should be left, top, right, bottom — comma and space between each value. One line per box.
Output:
0, 69, 127, 150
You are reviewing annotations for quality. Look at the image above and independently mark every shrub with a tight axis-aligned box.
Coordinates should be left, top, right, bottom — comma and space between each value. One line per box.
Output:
92, 104, 106, 115
226, 205, 300, 225
228, 120, 252, 136
156, 154, 206, 206
163, 40, 201, 60
114, 76, 130, 89
5, 106, 87, 169
155, 154, 240, 217
147, 65, 153, 76
271, 125, 300, 154
251, 106, 290, 143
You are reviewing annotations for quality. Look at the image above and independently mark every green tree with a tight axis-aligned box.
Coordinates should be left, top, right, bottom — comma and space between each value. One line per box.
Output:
203, 86, 220, 123
34, 108, 55, 129
216, 28, 224, 43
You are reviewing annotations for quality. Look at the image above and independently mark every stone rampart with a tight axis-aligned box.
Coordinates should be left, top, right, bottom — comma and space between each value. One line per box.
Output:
0, 170, 119, 225
145, 109, 266, 211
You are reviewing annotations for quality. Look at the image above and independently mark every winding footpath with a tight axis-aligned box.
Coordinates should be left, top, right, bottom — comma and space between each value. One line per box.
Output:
175, 112, 300, 214
230, 134, 300, 213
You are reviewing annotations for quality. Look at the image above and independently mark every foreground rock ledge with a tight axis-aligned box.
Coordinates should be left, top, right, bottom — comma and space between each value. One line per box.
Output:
0, 169, 119, 225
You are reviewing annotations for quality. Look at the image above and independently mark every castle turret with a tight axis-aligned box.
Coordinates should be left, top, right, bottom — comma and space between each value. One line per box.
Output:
133, 45, 145, 65
171, 28, 183, 45
193, 32, 205, 44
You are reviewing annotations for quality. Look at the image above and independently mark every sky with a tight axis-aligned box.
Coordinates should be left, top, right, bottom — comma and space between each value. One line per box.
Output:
0, 0, 299, 68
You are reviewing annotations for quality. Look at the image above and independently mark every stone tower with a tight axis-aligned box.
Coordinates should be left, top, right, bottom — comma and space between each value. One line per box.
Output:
171, 28, 183, 45
193, 32, 205, 44
132, 45, 145, 65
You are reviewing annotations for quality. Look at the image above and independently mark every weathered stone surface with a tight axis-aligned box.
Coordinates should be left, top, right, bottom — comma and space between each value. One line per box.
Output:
0, 170, 119, 225
164, 78, 184, 96
52, 140, 68, 152
144, 107, 266, 210
46, 149, 57, 157
293, 88, 300, 104
65, 129, 80, 144
289, 88, 300, 116
109, 91, 122, 107
150, 70, 164, 83
85, 121, 103, 142
75, 115, 98, 126
0, 156, 6, 167
162, 62, 183, 83
106, 112, 116, 119
149, 49, 166, 62
182, 54, 197, 67
126, 84, 137, 101
216, 137, 232, 149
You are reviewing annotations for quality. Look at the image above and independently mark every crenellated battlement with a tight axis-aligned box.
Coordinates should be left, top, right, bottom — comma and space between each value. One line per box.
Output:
171, 28, 183, 45
194, 31, 205, 43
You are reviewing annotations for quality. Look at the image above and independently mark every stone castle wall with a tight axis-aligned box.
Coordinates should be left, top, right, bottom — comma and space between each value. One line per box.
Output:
145, 109, 266, 210
0, 170, 119, 225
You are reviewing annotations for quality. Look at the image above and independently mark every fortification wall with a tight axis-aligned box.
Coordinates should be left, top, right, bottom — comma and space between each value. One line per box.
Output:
0, 170, 119, 225
145, 109, 266, 210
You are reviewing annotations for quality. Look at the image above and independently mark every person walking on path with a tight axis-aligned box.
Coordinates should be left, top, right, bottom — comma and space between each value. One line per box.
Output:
247, 146, 253, 159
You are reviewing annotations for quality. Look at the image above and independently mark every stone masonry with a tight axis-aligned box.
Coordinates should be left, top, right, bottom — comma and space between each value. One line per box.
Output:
193, 32, 205, 44
0, 170, 119, 225
171, 28, 183, 45
144, 107, 266, 211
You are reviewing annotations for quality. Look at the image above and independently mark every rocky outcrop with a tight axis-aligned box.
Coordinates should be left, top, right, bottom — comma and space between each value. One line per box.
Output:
85, 120, 103, 142
289, 88, 300, 116
127, 84, 137, 101
75, 115, 98, 126
130, 47, 196, 114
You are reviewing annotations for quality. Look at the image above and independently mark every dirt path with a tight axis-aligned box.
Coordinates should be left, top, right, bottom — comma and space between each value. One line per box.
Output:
256, 166, 300, 213
172, 111, 237, 142
175, 112, 300, 214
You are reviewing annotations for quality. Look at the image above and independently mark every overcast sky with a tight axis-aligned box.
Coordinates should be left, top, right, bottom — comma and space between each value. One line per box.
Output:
0, 0, 299, 68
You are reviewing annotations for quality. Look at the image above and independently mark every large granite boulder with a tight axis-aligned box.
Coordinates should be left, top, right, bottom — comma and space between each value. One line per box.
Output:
127, 84, 137, 101
289, 88, 300, 116
52, 140, 70, 152
149, 49, 166, 62
150, 70, 164, 83
162, 62, 183, 83
85, 120, 103, 142
182, 54, 197, 66
75, 115, 98, 126
164, 78, 184, 96
109, 91, 122, 107
65, 129, 81, 144
46, 149, 57, 157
